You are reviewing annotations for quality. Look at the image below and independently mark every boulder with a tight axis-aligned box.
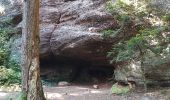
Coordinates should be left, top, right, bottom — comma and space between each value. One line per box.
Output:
114, 61, 143, 85
93, 84, 99, 89
58, 81, 70, 86
114, 57, 170, 86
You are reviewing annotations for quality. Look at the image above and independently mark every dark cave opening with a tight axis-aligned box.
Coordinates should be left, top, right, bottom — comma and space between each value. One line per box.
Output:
40, 56, 114, 84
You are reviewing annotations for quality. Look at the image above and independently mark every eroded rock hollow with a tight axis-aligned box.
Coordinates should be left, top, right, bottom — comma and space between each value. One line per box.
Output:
39, 0, 116, 83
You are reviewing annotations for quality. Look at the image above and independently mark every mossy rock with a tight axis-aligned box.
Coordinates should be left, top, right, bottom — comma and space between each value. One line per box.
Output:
111, 83, 130, 95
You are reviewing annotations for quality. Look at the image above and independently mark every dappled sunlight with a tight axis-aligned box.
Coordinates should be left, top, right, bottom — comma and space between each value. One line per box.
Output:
0, 5, 5, 15
44, 85, 108, 100
117, 0, 134, 5
145, 92, 158, 96
0, 92, 8, 97
162, 32, 170, 37
69, 93, 80, 96
66, 89, 103, 96
69, 91, 90, 96
131, 62, 138, 70
75, 87, 89, 90
0, 85, 21, 92
146, 15, 164, 26
45, 92, 64, 100
44, 86, 67, 89
90, 90, 102, 94
150, 40, 159, 45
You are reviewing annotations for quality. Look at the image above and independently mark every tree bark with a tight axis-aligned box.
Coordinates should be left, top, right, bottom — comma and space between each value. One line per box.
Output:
21, 0, 45, 99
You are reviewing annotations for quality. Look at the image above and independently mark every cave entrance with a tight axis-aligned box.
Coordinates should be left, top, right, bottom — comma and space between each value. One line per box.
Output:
40, 56, 114, 85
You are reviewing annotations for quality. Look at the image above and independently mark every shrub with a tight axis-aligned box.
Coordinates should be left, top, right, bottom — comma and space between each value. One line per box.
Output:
105, 0, 170, 92
0, 66, 21, 85
0, 28, 21, 86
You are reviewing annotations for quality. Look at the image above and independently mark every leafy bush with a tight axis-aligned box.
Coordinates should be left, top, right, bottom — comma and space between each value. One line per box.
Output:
105, 0, 170, 91
0, 66, 21, 85
107, 26, 168, 63
0, 28, 21, 86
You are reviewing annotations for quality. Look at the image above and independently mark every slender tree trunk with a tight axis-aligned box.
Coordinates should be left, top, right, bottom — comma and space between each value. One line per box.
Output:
21, 0, 45, 99
137, 44, 147, 92
141, 55, 147, 92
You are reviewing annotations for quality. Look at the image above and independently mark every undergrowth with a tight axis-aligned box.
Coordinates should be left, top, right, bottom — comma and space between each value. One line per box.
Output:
0, 26, 21, 87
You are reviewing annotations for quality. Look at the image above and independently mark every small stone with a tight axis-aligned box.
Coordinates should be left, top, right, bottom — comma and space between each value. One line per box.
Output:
58, 81, 70, 86
93, 85, 99, 89
63, 93, 68, 95
88, 27, 97, 32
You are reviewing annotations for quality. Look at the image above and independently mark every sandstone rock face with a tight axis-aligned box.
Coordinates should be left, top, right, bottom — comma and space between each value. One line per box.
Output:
1, 0, 116, 66
39, 0, 117, 65
1, 0, 170, 85
0, 0, 22, 18
114, 61, 143, 85
114, 58, 170, 86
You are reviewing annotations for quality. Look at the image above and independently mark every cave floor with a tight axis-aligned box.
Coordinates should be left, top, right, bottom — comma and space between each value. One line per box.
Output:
1, 83, 170, 100
43, 84, 170, 100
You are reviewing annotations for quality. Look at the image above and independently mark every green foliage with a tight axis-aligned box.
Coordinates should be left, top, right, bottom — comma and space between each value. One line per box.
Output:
0, 28, 21, 86
0, 66, 21, 85
106, 0, 149, 18
104, 1, 137, 38
108, 26, 169, 62
105, 0, 170, 91
0, 28, 10, 65
0, 18, 12, 28
102, 15, 132, 39
111, 83, 130, 95
106, 0, 135, 15
105, 0, 170, 63
162, 14, 170, 22
102, 29, 119, 38
18, 92, 27, 100
6, 92, 27, 100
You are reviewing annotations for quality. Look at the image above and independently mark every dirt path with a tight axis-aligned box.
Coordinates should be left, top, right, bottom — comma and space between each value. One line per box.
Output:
43, 85, 169, 100
44, 85, 111, 100
1, 85, 170, 100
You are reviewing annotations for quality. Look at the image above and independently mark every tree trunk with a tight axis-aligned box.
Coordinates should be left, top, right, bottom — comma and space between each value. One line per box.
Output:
21, 0, 45, 99
141, 55, 147, 92
137, 44, 147, 92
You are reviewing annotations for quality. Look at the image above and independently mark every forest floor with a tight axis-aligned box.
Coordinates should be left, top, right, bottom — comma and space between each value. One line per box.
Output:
0, 83, 170, 100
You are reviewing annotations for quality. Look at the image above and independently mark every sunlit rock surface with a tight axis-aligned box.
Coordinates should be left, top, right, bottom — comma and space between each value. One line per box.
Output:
39, 0, 117, 65
114, 58, 170, 86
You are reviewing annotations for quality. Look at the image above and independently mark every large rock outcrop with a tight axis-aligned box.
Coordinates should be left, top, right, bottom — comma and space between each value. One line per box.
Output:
39, 0, 117, 65
1, 0, 117, 66
1, 0, 117, 82
114, 57, 170, 86
1, 0, 170, 84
